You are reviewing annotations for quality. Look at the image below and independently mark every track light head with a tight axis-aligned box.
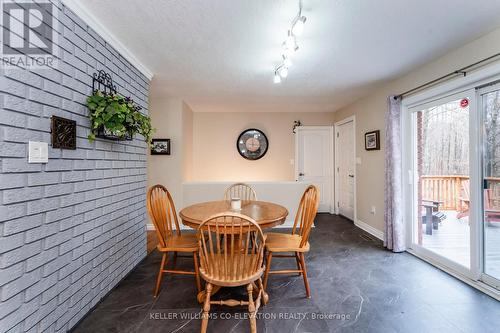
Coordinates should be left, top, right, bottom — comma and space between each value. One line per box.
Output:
292, 16, 306, 36
278, 66, 288, 78
273, 72, 282, 84
282, 41, 298, 57
283, 56, 293, 68
285, 31, 296, 50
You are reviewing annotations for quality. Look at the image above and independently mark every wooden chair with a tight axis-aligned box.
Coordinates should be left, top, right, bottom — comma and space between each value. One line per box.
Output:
263, 185, 319, 298
146, 185, 201, 297
485, 188, 500, 223
224, 183, 257, 201
197, 213, 268, 333
457, 179, 470, 219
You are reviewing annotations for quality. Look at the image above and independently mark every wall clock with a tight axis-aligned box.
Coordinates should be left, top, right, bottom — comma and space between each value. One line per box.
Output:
237, 128, 268, 160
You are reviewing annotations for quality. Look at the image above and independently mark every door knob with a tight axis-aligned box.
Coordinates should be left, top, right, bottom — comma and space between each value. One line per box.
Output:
299, 172, 305, 176
348, 174, 354, 178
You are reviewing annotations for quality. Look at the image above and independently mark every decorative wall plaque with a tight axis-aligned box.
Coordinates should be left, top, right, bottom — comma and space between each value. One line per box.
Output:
51, 116, 76, 149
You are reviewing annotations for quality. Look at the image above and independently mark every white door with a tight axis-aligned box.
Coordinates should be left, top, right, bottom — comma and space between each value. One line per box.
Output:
335, 119, 355, 220
295, 126, 333, 212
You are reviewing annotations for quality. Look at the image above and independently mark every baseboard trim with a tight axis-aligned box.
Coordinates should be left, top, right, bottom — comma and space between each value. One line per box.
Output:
354, 219, 384, 241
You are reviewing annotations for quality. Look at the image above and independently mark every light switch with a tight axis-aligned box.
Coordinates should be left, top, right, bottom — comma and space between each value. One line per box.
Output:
28, 141, 48, 163
290, 159, 294, 165
356, 157, 362, 165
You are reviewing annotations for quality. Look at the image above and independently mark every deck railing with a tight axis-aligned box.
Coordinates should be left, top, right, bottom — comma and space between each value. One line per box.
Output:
421, 175, 500, 210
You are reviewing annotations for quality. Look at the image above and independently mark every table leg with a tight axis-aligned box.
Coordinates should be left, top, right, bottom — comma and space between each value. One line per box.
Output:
425, 206, 433, 235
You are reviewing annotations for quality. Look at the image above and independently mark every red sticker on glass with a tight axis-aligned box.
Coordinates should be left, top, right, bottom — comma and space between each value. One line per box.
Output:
460, 98, 469, 108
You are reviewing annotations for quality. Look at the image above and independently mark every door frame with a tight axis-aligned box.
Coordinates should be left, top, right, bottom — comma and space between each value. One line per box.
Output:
477, 82, 500, 289
294, 126, 335, 213
403, 89, 478, 280
334, 116, 357, 222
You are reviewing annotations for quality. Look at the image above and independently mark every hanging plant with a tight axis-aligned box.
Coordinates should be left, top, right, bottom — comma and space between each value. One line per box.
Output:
86, 91, 154, 146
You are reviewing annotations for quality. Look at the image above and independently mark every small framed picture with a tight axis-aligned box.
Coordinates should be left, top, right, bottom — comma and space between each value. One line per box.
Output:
151, 139, 170, 155
365, 130, 380, 151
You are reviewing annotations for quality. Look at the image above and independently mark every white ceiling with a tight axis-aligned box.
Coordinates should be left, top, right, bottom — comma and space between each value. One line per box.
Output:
76, 0, 500, 113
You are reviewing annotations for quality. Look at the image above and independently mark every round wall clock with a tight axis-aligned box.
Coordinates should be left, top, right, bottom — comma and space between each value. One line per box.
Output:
237, 128, 268, 160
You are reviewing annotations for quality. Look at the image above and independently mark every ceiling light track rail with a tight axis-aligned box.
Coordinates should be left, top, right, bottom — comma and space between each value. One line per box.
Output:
394, 52, 500, 100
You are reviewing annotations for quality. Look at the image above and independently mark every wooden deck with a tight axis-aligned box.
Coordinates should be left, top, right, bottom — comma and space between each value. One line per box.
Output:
422, 210, 500, 279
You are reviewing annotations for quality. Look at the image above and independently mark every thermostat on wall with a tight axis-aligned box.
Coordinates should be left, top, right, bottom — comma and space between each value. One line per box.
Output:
28, 141, 48, 163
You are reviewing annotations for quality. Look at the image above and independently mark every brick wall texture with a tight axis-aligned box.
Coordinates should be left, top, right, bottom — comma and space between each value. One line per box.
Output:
0, 1, 150, 331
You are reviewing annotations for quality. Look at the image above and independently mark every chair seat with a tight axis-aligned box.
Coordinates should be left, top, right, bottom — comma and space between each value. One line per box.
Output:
264, 233, 310, 252
199, 254, 264, 286
157, 234, 198, 252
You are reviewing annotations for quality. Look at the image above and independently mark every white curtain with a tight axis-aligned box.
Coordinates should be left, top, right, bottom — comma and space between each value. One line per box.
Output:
384, 96, 405, 252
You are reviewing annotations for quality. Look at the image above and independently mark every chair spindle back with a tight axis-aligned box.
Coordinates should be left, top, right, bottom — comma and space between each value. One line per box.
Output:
292, 185, 320, 248
197, 213, 265, 282
146, 185, 181, 248
224, 183, 258, 201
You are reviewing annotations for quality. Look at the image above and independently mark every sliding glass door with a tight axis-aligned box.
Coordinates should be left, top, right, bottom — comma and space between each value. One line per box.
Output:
405, 82, 500, 291
480, 84, 500, 288
408, 91, 474, 276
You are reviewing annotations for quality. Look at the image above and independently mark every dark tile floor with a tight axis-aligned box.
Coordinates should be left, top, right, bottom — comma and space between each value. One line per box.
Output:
72, 214, 500, 333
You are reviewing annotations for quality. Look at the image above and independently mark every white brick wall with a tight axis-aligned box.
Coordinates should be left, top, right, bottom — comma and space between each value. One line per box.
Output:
0, 1, 149, 331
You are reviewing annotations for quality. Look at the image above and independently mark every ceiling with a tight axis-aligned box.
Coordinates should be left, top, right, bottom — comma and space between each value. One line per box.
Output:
75, 0, 500, 113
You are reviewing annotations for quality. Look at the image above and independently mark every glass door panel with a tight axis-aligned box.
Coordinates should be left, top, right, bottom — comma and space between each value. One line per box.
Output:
481, 87, 500, 283
412, 94, 471, 269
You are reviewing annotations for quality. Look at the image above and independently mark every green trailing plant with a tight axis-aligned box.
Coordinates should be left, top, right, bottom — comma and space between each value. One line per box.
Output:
86, 91, 154, 146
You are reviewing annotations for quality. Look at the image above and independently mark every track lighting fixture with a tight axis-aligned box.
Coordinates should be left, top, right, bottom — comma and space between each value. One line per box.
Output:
273, 1, 306, 83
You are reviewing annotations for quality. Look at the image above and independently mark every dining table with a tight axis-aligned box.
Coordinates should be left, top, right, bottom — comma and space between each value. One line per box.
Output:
179, 200, 288, 229
179, 199, 289, 302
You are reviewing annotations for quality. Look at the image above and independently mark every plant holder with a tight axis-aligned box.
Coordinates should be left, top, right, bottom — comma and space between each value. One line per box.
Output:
87, 70, 154, 145
91, 70, 133, 141
96, 126, 133, 141
92, 70, 117, 95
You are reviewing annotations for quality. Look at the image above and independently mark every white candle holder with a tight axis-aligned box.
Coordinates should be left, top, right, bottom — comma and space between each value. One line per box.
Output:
230, 197, 241, 211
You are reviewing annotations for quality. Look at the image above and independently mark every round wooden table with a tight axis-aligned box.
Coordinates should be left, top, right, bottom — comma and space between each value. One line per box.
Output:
179, 200, 288, 303
179, 200, 289, 230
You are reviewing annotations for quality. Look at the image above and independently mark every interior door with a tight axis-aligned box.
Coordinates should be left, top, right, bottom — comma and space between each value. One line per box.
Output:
295, 126, 333, 212
335, 120, 355, 220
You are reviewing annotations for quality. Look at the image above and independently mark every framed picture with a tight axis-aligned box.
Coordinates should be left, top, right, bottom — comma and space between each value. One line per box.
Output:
365, 130, 380, 151
151, 139, 171, 155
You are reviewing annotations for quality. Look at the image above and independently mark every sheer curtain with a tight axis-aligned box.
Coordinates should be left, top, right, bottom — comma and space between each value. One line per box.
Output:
384, 96, 405, 252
